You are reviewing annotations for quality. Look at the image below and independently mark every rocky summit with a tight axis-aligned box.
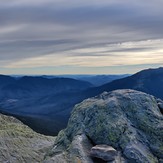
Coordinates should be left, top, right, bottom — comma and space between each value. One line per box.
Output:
44, 89, 163, 163
0, 114, 54, 163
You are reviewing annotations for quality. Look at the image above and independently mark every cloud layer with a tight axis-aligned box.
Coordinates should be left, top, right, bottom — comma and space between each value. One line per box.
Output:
0, 0, 163, 74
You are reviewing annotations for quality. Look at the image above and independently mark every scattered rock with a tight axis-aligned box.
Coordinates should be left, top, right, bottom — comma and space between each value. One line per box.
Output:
90, 145, 117, 161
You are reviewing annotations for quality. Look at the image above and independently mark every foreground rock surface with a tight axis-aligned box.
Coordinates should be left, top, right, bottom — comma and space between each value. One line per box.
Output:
44, 89, 163, 163
0, 114, 54, 163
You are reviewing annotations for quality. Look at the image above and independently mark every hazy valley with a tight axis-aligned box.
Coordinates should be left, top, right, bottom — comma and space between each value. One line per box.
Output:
0, 89, 163, 163
0, 68, 163, 135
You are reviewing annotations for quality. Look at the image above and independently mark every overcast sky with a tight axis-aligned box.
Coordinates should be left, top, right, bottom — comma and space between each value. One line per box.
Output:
0, 0, 163, 75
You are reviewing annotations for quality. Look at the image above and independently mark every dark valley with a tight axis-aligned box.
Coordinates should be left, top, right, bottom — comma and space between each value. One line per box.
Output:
0, 67, 163, 135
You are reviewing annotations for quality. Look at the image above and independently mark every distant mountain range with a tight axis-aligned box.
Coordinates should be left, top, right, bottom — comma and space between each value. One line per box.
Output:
87, 67, 163, 99
0, 76, 94, 135
0, 67, 163, 135
65, 74, 130, 86
12, 74, 130, 86
0, 75, 92, 98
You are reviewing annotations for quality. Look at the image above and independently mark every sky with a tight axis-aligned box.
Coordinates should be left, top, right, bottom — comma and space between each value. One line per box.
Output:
0, 0, 163, 75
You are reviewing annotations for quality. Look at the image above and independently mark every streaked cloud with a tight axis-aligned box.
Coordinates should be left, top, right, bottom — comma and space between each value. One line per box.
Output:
3, 39, 163, 68
0, 0, 163, 74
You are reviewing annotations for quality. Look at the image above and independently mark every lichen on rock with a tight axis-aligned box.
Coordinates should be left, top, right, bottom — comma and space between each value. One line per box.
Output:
45, 89, 163, 163
0, 114, 54, 163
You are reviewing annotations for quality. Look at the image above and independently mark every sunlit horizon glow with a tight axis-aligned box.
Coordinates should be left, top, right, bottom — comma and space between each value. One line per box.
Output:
0, 0, 163, 75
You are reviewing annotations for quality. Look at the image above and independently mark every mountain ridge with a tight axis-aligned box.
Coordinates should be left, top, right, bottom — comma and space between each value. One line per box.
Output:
0, 76, 93, 98
85, 67, 163, 99
0, 67, 163, 135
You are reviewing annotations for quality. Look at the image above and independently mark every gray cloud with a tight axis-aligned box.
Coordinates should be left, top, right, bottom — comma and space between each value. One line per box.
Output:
0, 0, 163, 74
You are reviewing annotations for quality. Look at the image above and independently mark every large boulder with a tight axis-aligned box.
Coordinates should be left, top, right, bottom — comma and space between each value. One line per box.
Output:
44, 89, 163, 163
0, 114, 54, 163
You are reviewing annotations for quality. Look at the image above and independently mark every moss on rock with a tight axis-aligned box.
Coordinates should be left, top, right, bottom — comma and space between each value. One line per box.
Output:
45, 90, 163, 163
0, 114, 54, 163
